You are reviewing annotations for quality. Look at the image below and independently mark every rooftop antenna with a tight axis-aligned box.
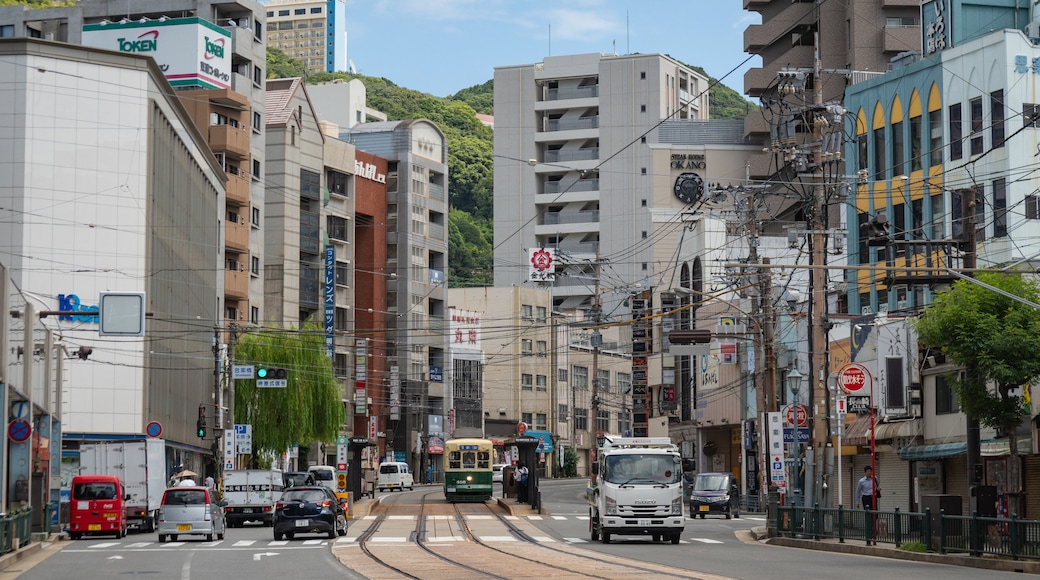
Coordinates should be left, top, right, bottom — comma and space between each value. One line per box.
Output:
548, 22, 551, 56
627, 11, 630, 54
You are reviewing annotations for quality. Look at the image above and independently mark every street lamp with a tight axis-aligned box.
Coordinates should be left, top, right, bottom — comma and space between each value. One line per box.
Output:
786, 368, 806, 507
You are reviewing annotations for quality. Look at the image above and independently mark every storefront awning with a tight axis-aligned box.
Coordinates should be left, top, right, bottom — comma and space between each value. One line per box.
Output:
898, 442, 966, 461
843, 414, 874, 446
843, 415, 921, 446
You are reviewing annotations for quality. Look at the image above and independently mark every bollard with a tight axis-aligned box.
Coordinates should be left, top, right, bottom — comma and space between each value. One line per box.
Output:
923, 508, 932, 552
838, 504, 845, 543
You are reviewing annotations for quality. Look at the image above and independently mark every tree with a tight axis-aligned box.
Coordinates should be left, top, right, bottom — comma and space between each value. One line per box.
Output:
913, 272, 1040, 515
233, 322, 344, 461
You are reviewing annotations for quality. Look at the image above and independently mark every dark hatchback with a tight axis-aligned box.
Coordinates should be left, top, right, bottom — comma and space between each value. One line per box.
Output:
272, 486, 348, 540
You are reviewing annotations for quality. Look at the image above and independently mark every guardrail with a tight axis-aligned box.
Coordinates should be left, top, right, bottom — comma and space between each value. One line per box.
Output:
774, 503, 1040, 560
0, 508, 33, 554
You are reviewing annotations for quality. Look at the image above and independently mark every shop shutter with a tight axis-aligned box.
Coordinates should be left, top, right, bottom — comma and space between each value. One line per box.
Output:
877, 453, 911, 512
944, 455, 970, 514
1024, 456, 1040, 519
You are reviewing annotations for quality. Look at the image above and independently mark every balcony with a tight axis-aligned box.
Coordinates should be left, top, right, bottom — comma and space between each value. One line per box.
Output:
743, 0, 769, 8
224, 269, 248, 300
225, 171, 250, 206
883, 24, 919, 53
544, 179, 599, 194
545, 85, 598, 101
429, 182, 445, 202
209, 124, 250, 159
226, 219, 249, 251
546, 117, 599, 132
541, 211, 599, 226
543, 148, 599, 163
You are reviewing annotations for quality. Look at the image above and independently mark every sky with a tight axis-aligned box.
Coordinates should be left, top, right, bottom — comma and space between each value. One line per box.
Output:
344, 0, 760, 98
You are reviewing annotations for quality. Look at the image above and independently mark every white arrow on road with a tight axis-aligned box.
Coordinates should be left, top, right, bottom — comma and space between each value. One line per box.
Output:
253, 552, 279, 561
107, 555, 124, 560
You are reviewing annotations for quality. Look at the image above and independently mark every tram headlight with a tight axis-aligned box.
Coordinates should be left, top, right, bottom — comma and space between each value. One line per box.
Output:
466, 475, 472, 482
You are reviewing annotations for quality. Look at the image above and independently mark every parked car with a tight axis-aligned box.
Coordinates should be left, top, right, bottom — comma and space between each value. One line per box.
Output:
272, 486, 348, 540
157, 486, 226, 542
377, 462, 414, 491
492, 464, 507, 483
689, 472, 740, 519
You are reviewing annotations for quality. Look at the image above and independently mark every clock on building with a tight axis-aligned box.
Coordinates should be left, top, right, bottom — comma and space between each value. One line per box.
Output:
673, 173, 704, 204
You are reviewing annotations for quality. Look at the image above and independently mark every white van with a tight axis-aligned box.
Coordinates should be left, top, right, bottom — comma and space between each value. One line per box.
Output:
308, 466, 337, 493
377, 462, 414, 492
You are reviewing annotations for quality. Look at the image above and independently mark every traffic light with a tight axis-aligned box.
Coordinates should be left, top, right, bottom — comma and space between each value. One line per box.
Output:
196, 404, 206, 439
256, 367, 287, 380
337, 472, 347, 491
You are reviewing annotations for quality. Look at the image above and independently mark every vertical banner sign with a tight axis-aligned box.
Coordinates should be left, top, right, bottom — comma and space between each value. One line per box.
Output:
389, 365, 401, 421
355, 339, 367, 414
369, 416, 378, 440
324, 245, 335, 358
336, 435, 348, 470
448, 408, 456, 438
223, 429, 235, 470
767, 412, 786, 493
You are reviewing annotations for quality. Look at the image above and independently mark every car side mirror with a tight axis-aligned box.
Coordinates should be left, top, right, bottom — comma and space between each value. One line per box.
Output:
124, 494, 131, 501
218, 500, 228, 507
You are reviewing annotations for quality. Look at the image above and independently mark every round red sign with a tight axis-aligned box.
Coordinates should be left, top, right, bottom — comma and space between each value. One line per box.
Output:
517, 421, 528, 435
837, 363, 870, 395
785, 404, 808, 427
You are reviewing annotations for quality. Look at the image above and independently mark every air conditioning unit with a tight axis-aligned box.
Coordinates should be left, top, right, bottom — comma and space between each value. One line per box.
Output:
896, 300, 908, 310
878, 303, 889, 313
238, 312, 245, 320
861, 306, 874, 315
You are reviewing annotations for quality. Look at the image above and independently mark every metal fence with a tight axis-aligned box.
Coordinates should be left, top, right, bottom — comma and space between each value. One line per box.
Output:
0, 508, 33, 555
775, 503, 1040, 560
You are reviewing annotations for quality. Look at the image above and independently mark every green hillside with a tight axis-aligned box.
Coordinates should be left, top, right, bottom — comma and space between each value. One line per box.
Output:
268, 48, 756, 288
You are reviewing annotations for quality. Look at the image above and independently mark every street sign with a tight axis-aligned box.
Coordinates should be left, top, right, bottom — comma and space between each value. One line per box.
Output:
837, 363, 871, 395
848, 396, 871, 413
257, 379, 287, 388
8, 419, 31, 443
517, 421, 528, 435
784, 404, 808, 427
146, 421, 163, 438
223, 429, 235, 469
783, 427, 810, 443
232, 365, 255, 380
234, 424, 252, 454
836, 396, 847, 416
337, 434, 348, 470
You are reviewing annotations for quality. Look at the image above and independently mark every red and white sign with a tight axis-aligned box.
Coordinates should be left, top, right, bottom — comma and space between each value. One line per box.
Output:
837, 363, 871, 395
369, 416, 378, 440
517, 421, 528, 435
836, 396, 847, 416
784, 404, 808, 427
528, 248, 556, 282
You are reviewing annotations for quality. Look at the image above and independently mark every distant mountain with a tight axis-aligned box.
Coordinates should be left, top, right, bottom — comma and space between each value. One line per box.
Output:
267, 48, 757, 289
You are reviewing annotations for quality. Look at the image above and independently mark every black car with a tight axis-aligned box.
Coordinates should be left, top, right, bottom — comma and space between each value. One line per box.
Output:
272, 486, 348, 540
689, 472, 740, 519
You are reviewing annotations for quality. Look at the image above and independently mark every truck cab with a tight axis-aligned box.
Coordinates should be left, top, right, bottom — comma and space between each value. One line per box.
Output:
586, 436, 685, 544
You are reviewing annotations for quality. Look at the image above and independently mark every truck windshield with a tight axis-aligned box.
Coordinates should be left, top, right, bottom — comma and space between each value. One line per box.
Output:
603, 454, 680, 484
694, 474, 730, 491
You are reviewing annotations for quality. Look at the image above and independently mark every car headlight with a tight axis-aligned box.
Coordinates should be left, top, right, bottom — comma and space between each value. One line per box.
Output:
605, 496, 617, 515
672, 497, 683, 516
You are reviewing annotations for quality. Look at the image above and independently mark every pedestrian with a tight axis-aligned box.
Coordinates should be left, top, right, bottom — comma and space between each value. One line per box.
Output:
426, 464, 434, 485
855, 465, 879, 545
516, 462, 529, 504
205, 475, 215, 492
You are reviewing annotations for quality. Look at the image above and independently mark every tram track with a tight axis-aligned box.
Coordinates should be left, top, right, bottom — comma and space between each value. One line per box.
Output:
342, 489, 723, 579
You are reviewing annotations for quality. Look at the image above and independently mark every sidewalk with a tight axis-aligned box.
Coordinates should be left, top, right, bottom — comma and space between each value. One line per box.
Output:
750, 526, 1040, 574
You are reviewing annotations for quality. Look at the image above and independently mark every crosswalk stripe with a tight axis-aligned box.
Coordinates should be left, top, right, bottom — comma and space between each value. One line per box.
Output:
691, 538, 724, 544
526, 516, 543, 520
161, 542, 186, 547
479, 536, 516, 542
576, 516, 589, 521
563, 538, 587, 543
337, 537, 358, 543
269, 540, 289, 546
232, 540, 255, 547
303, 539, 324, 545
369, 537, 407, 542
388, 515, 415, 520
428, 515, 454, 520
426, 536, 463, 542
530, 536, 554, 542
465, 515, 493, 520
552, 516, 568, 520
88, 543, 120, 549
124, 542, 151, 548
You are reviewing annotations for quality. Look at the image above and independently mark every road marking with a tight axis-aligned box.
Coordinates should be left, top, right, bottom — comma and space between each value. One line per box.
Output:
370, 537, 407, 542
563, 538, 587, 543
253, 551, 278, 561
552, 516, 568, 520
362, 515, 378, 520
503, 515, 519, 521
690, 538, 724, 544
202, 541, 223, 547
428, 515, 454, 520
576, 516, 589, 521
479, 536, 517, 542
426, 536, 463, 542
530, 536, 555, 542
302, 539, 323, 545
269, 541, 288, 546
526, 516, 544, 520
744, 516, 767, 521
125, 542, 152, 548
88, 543, 120, 549
233, 540, 255, 547
388, 515, 415, 520
465, 515, 493, 520
107, 555, 123, 559
337, 537, 358, 543
162, 542, 186, 547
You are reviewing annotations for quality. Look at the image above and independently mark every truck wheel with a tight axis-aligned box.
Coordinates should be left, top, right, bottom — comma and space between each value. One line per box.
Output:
157, 534, 165, 543
653, 534, 661, 543
170, 535, 178, 542
70, 532, 81, 540
600, 531, 610, 544
588, 510, 599, 541
671, 533, 681, 544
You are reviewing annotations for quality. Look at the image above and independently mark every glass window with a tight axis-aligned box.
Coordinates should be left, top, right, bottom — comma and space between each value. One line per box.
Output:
573, 366, 589, 389
574, 408, 588, 431
536, 375, 547, 391
994, 178, 1007, 237
873, 125, 886, 180
935, 374, 959, 415
991, 90, 1005, 148
521, 374, 533, 391
909, 115, 922, 172
1026, 103, 1040, 128
929, 108, 942, 165
948, 103, 963, 160
521, 339, 533, 354
891, 120, 904, 176
970, 96, 983, 155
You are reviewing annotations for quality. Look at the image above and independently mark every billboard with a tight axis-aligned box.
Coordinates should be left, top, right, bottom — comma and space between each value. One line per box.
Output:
83, 17, 232, 90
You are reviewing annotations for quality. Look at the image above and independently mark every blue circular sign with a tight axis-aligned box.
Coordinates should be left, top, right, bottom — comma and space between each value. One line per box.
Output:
146, 421, 163, 438
8, 419, 31, 443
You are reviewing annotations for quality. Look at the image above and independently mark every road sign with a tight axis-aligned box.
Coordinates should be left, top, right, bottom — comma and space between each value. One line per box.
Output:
224, 429, 235, 469
837, 363, 871, 395
784, 404, 808, 427
783, 427, 810, 443
146, 421, 163, 438
836, 396, 847, 416
257, 379, 287, 388
517, 422, 528, 435
234, 424, 252, 454
232, 365, 255, 380
8, 419, 31, 443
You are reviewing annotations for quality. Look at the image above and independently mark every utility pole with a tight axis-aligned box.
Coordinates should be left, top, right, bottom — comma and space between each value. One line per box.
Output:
590, 251, 602, 447
962, 190, 981, 507
810, 30, 831, 508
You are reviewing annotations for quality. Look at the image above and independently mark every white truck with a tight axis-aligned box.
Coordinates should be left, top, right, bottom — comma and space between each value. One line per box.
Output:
78, 439, 167, 532
585, 436, 685, 544
223, 468, 283, 527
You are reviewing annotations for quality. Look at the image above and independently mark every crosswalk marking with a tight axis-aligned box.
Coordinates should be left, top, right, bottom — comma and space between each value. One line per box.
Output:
124, 542, 151, 548
530, 536, 554, 542
269, 540, 289, 546
526, 516, 543, 521
479, 536, 517, 542
337, 537, 358, 543
302, 539, 324, 545
160, 542, 186, 547
426, 536, 463, 542
232, 540, 255, 547
388, 515, 415, 520
464, 515, 493, 520
563, 537, 587, 543
691, 538, 724, 544
552, 516, 568, 520
428, 515, 454, 520
369, 537, 408, 542
88, 542, 119, 549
